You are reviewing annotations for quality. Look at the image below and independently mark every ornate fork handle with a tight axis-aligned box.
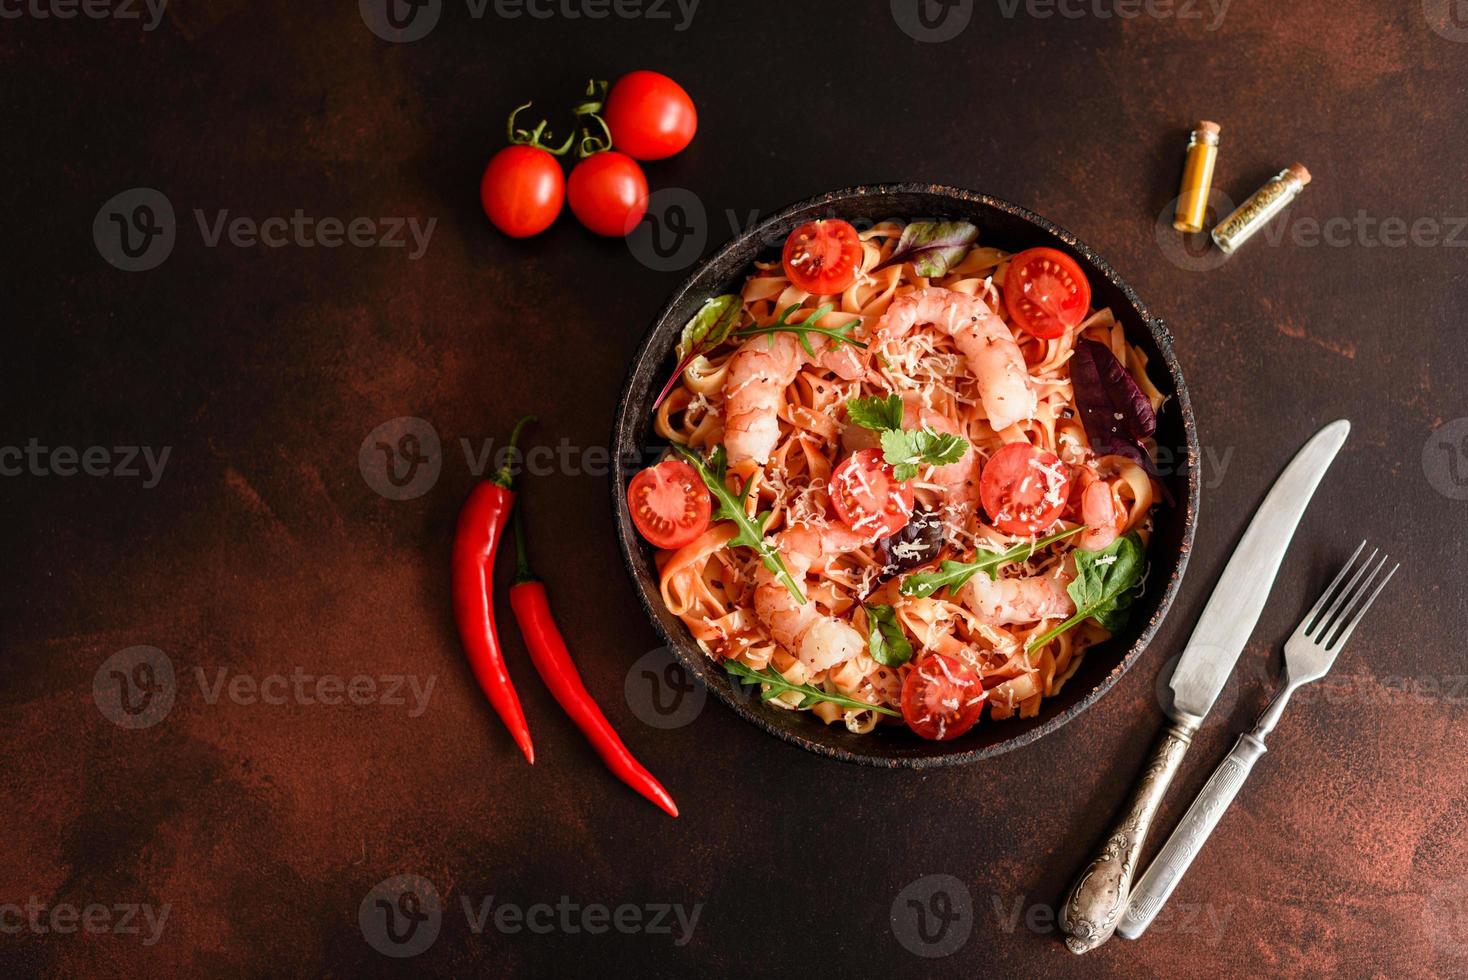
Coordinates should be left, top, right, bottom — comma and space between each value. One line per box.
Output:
1116, 730, 1267, 938
1060, 718, 1197, 954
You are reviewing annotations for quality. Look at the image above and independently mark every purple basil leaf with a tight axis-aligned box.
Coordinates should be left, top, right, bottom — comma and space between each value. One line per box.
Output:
1070, 337, 1157, 468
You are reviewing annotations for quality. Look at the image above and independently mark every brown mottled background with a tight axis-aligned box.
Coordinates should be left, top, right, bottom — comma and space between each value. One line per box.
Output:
2, 0, 1466, 976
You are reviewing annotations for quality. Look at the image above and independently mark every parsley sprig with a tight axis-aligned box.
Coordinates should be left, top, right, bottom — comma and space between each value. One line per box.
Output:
899, 525, 1085, 599
846, 394, 970, 481
725, 661, 900, 716
671, 443, 805, 604
731, 303, 868, 358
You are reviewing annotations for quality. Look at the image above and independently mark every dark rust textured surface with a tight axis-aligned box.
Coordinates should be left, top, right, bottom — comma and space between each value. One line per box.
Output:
2, 1, 1465, 977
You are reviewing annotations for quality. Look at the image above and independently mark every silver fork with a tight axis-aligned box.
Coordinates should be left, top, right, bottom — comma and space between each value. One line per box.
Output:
1116, 541, 1399, 939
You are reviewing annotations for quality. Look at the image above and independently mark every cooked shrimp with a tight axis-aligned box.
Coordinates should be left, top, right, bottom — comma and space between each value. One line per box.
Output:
876, 286, 1037, 432
724, 330, 864, 465
754, 524, 868, 671
961, 558, 1075, 626
1075, 470, 1123, 551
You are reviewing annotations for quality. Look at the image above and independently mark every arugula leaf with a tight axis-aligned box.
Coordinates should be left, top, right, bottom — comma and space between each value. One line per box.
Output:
730, 303, 867, 358
846, 393, 905, 432
880, 426, 969, 481
872, 221, 979, 278
1026, 533, 1146, 651
725, 661, 900, 717
864, 603, 913, 667
676, 294, 742, 361
899, 525, 1086, 599
671, 443, 806, 604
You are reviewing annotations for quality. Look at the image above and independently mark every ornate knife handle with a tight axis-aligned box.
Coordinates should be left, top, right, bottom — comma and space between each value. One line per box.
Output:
1060, 718, 1197, 954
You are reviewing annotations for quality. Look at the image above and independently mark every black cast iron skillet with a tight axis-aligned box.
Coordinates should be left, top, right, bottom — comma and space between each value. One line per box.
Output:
611, 184, 1198, 767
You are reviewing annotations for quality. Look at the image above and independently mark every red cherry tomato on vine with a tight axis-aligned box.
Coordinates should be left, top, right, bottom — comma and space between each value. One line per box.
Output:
980, 442, 1071, 536
604, 70, 698, 161
1003, 247, 1091, 340
830, 448, 914, 540
480, 144, 564, 238
567, 151, 649, 237
902, 654, 987, 740
781, 219, 863, 295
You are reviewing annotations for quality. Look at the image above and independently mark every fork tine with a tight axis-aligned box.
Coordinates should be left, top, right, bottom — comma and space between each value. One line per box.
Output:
1316, 548, 1380, 638
1302, 540, 1366, 635
1326, 558, 1398, 651
1308, 544, 1376, 638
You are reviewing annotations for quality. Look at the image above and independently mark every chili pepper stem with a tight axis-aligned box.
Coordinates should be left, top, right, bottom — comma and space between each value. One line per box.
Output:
512, 505, 537, 585
492, 414, 536, 490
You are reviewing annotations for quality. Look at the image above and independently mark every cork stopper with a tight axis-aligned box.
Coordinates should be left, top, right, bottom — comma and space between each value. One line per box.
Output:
1286, 162, 1311, 185
1194, 120, 1221, 136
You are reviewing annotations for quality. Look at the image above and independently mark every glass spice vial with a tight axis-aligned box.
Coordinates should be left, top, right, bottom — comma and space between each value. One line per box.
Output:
1211, 163, 1312, 254
1173, 121, 1221, 233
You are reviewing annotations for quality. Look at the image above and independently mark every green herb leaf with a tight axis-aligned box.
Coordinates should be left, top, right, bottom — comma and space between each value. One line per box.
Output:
676, 294, 742, 362
864, 604, 913, 667
730, 303, 868, 358
1026, 533, 1146, 651
872, 221, 980, 278
912, 428, 967, 467
846, 393, 905, 433
879, 426, 970, 482
880, 428, 921, 481
899, 525, 1085, 599
655, 294, 746, 410
671, 443, 806, 605
724, 661, 900, 717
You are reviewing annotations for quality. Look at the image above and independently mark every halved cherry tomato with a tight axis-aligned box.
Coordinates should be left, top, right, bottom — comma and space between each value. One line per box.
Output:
628, 460, 710, 550
830, 448, 914, 540
1003, 247, 1091, 340
480, 144, 564, 238
567, 151, 649, 237
980, 442, 1071, 535
781, 219, 862, 296
902, 653, 987, 740
604, 70, 698, 161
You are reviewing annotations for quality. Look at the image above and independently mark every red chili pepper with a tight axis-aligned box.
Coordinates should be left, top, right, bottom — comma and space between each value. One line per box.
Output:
509, 501, 679, 818
451, 416, 536, 764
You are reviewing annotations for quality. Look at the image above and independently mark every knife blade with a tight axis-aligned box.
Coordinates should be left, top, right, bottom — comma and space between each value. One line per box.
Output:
1060, 418, 1349, 954
1166, 418, 1350, 724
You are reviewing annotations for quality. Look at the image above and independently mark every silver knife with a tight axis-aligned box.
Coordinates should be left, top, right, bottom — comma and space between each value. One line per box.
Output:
1059, 419, 1350, 954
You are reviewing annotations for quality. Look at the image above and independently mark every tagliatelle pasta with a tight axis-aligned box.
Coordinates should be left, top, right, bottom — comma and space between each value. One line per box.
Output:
650, 220, 1165, 735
